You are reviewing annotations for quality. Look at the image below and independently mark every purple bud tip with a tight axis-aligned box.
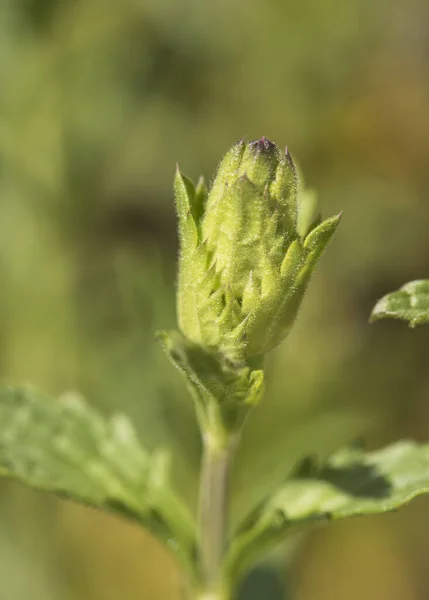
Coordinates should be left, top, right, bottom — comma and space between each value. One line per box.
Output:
250, 136, 275, 152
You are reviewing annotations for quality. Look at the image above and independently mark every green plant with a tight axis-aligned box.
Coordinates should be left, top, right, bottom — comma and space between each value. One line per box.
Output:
1, 138, 429, 600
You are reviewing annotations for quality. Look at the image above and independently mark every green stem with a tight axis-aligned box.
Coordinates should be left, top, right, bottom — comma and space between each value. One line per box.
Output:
197, 432, 236, 599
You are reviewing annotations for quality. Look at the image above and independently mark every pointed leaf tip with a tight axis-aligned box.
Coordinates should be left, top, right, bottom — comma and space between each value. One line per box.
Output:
303, 212, 341, 253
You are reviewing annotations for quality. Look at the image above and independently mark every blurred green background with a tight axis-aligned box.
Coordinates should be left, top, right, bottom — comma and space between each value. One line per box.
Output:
1, 0, 429, 598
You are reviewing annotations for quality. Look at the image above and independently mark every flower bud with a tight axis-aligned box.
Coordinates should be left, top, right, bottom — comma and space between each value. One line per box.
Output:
174, 137, 340, 362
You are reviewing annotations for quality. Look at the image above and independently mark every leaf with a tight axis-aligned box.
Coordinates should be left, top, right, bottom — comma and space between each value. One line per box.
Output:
226, 440, 429, 581
0, 387, 196, 573
371, 280, 429, 327
157, 330, 264, 441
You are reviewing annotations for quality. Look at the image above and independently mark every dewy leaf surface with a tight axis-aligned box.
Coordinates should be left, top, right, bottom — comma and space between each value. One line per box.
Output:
371, 280, 429, 326
0, 387, 196, 571
226, 440, 429, 580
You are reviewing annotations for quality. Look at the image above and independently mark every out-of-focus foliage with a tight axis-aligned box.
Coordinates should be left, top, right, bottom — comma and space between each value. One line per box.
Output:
0, 0, 428, 599
228, 440, 429, 583
0, 387, 197, 577
372, 280, 429, 326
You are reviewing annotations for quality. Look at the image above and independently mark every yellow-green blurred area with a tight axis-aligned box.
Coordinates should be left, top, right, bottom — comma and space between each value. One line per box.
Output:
1, 0, 429, 598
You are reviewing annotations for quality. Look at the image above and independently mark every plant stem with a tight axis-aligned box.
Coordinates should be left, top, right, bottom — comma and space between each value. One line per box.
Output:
197, 432, 236, 598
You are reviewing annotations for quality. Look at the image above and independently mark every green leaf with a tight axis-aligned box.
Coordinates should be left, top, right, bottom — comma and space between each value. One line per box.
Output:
371, 280, 429, 327
157, 330, 264, 444
0, 387, 196, 574
226, 440, 429, 581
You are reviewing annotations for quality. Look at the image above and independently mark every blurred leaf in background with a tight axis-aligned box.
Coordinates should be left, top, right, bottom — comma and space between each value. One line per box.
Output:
1, 0, 429, 599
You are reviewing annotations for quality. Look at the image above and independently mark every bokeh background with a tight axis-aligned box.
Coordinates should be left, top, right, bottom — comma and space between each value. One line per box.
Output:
1, 0, 429, 598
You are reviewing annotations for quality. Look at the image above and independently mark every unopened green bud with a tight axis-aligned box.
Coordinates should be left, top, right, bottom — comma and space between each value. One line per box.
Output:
175, 137, 340, 362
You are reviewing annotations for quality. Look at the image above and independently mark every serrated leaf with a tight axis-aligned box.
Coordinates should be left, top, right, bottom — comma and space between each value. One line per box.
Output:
371, 280, 429, 327
226, 440, 429, 581
0, 387, 196, 573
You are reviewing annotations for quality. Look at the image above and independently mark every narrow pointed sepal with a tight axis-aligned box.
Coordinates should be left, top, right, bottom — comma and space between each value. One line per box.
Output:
304, 212, 342, 254
174, 168, 198, 251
